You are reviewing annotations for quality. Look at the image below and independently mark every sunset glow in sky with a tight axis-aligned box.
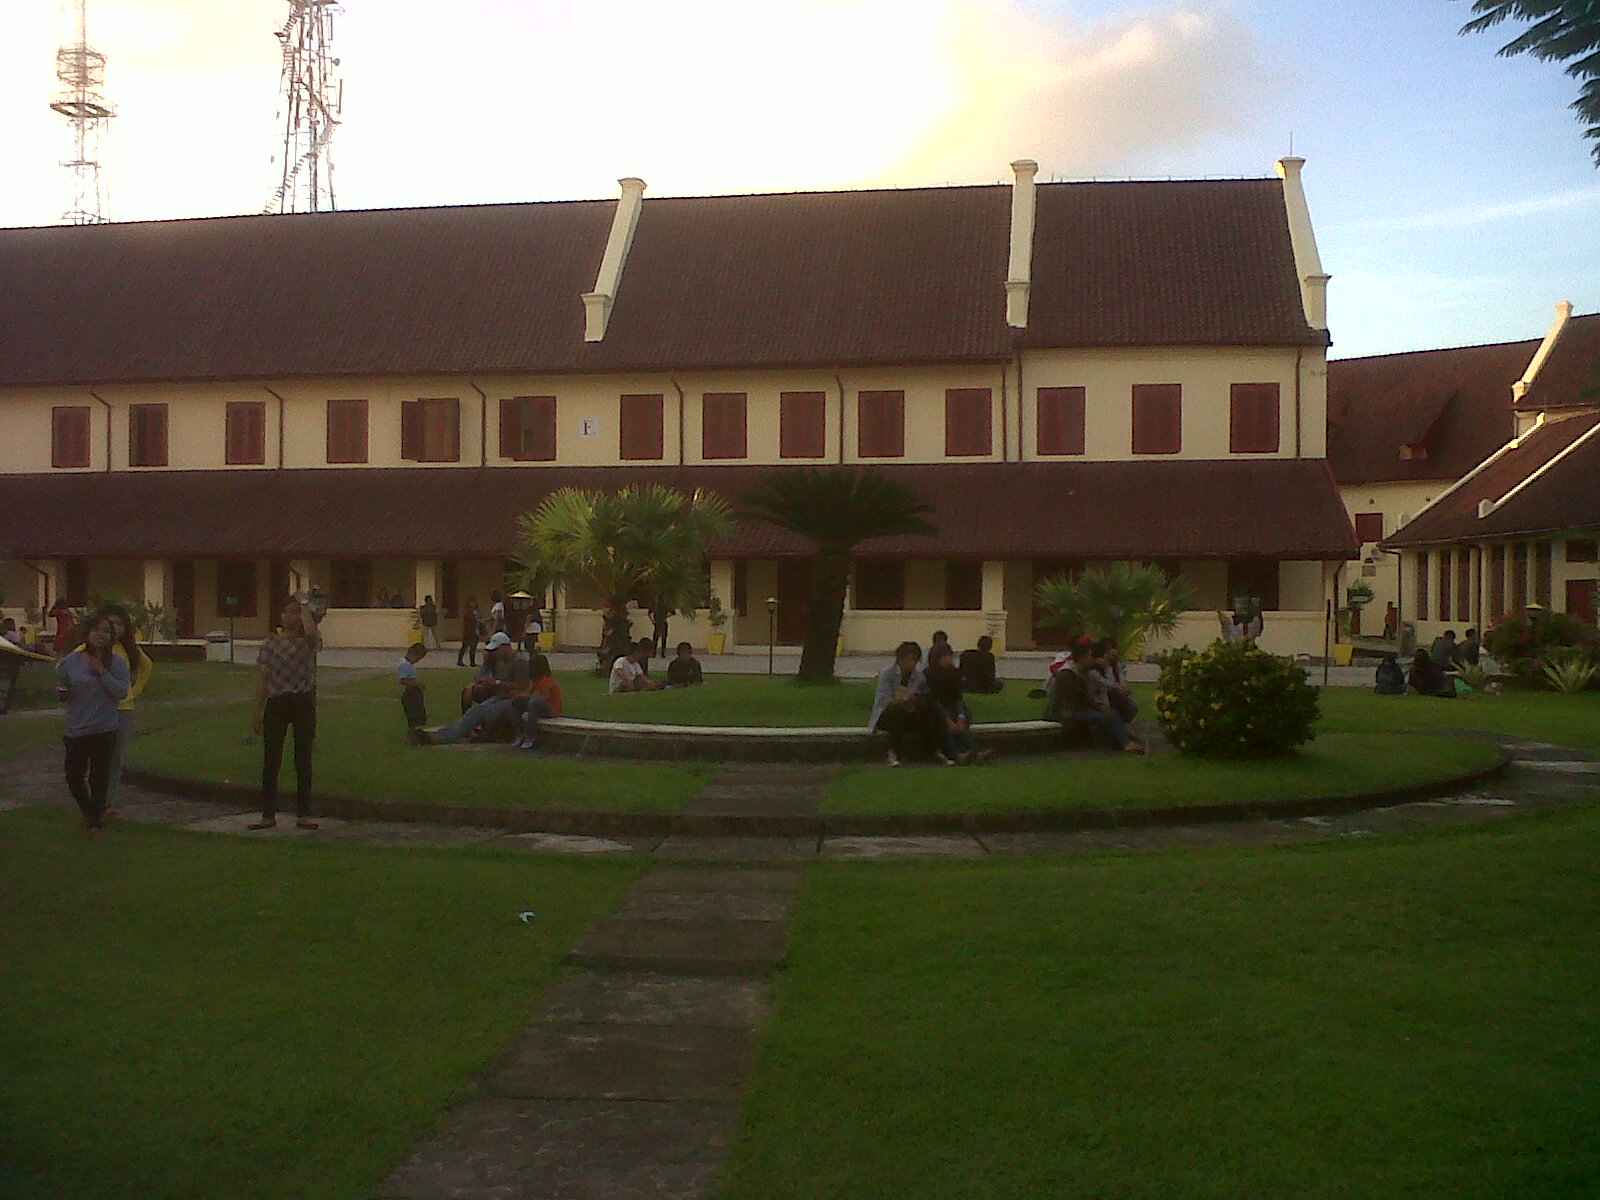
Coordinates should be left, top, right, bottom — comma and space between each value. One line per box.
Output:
4, 0, 1598, 357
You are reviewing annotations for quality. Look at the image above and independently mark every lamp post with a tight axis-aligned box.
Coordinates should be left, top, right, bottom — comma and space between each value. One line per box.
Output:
766, 596, 778, 676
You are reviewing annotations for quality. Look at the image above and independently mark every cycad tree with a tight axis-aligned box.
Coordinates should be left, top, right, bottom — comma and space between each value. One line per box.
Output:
1461, 1, 1600, 165
513, 484, 732, 669
740, 468, 935, 682
1034, 561, 1195, 661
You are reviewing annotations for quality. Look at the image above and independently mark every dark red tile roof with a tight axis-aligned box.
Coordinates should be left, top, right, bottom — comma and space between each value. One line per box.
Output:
1517, 312, 1600, 411
0, 461, 1357, 562
0, 180, 1323, 387
1327, 338, 1532, 485
1384, 410, 1600, 547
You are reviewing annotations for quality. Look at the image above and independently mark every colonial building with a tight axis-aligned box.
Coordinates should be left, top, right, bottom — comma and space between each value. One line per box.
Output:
0, 158, 1357, 655
1375, 306, 1600, 636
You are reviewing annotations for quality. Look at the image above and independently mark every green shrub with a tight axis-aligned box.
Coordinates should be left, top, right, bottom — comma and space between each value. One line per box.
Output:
1541, 649, 1598, 694
1155, 639, 1320, 758
1485, 613, 1598, 682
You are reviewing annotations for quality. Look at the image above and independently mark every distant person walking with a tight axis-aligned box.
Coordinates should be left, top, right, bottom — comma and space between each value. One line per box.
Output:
489, 591, 506, 635
418, 595, 441, 649
458, 597, 480, 667
56, 610, 129, 836
249, 593, 322, 830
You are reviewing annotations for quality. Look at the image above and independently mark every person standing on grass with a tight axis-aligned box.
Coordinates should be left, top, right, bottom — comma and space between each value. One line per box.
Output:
83, 604, 153, 818
458, 596, 480, 667
398, 642, 428, 732
249, 594, 322, 831
57, 611, 129, 836
489, 591, 506, 635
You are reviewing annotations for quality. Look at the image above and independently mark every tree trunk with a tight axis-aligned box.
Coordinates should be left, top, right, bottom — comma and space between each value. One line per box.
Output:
797, 548, 851, 683
597, 598, 632, 673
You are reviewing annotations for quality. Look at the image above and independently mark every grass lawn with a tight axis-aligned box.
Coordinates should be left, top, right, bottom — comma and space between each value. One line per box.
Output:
127, 693, 709, 813
1316, 685, 1600, 751
5, 660, 267, 712
721, 806, 1600, 1199
0, 808, 639, 1200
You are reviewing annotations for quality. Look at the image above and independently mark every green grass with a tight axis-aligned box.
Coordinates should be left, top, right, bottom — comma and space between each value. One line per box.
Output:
721, 807, 1600, 1199
128, 693, 708, 813
0, 809, 638, 1200
5, 660, 272, 712
1316, 685, 1600, 751
823, 731, 1503, 814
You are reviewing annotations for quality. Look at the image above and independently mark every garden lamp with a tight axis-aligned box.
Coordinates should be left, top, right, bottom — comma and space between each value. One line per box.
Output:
766, 596, 778, 675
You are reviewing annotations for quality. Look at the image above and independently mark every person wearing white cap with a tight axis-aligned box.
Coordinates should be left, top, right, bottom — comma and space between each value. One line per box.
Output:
414, 632, 521, 746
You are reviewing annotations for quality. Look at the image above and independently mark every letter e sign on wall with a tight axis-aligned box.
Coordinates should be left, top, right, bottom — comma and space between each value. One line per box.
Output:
580, 416, 600, 438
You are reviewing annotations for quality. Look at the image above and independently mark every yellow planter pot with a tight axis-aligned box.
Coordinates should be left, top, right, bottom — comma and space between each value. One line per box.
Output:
708, 631, 727, 655
537, 632, 556, 652
1333, 643, 1355, 667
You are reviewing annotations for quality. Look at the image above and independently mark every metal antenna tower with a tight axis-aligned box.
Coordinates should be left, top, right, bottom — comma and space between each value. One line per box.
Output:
265, 0, 344, 214
49, 0, 115, 225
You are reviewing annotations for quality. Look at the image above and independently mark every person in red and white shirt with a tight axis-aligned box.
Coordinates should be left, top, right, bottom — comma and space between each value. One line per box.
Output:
249, 593, 322, 830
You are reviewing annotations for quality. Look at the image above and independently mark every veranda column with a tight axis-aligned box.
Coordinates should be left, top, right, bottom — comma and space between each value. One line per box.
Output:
981, 561, 1007, 653
708, 560, 737, 652
140, 560, 169, 636
1551, 539, 1568, 614
1503, 540, 1516, 616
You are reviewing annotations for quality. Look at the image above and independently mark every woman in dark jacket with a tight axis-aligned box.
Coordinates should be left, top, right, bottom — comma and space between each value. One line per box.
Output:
1407, 649, 1455, 698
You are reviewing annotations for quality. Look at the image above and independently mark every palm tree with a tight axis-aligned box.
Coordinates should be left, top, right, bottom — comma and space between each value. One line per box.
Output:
740, 468, 935, 682
1034, 562, 1196, 661
1461, 1, 1600, 165
514, 484, 733, 670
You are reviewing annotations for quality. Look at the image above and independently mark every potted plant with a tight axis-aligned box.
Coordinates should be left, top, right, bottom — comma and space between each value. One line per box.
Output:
1345, 580, 1375, 608
538, 607, 557, 652
706, 595, 728, 655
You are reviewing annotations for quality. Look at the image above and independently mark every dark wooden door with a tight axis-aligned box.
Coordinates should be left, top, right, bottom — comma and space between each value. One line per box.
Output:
776, 559, 813, 644
1568, 579, 1597, 626
173, 561, 195, 638
1031, 559, 1079, 648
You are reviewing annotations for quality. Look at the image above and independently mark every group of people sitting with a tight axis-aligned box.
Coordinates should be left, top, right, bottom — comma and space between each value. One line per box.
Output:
401, 633, 565, 750
1040, 636, 1146, 754
608, 639, 704, 693
1375, 627, 1482, 699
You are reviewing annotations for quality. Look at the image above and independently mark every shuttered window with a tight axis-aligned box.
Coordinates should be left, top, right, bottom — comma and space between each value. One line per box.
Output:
620, 393, 664, 460
1229, 383, 1280, 453
702, 392, 748, 460
401, 398, 461, 463
1566, 539, 1597, 563
129, 404, 169, 467
854, 560, 905, 610
944, 561, 983, 610
1036, 387, 1085, 456
1131, 384, 1181, 455
780, 391, 826, 458
52, 406, 91, 468
944, 388, 992, 457
1353, 513, 1384, 543
216, 560, 258, 618
858, 390, 905, 458
327, 399, 369, 463
501, 395, 557, 461
226, 401, 267, 465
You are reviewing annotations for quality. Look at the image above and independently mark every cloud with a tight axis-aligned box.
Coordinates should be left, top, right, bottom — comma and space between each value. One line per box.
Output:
1333, 186, 1600, 233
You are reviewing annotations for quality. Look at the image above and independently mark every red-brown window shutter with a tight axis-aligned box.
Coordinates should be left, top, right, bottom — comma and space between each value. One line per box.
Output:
130, 404, 168, 467
1131, 385, 1181, 455
1353, 513, 1384, 543
400, 400, 422, 461
1036, 387, 1086, 455
944, 388, 992, 457
858, 390, 905, 458
503, 396, 557, 461
944, 561, 983, 610
443, 399, 460, 462
327, 399, 368, 463
226, 402, 266, 465
620, 394, 664, 460
52, 406, 91, 468
499, 397, 523, 459
780, 391, 826, 458
1229, 383, 1280, 453
702, 393, 748, 460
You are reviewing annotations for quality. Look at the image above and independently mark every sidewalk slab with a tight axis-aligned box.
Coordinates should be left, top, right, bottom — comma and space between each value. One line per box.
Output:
182, 812, 349, 836
115, 798, 250, 826
568, 918, 789, 976
684, 783, 824, 816
498, 831, 656, 855
315, 821, 505, 848
488, 1022, 757, 1103
819, 835, 986, 860
613, 889, 794, 923
376, 1096, 739, 1200
653, 835, 818, 862
629, 866, 804, 895
537, 972, 771, 1030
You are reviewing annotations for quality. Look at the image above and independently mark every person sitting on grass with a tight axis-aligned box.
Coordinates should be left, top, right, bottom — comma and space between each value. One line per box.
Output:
1097, 639, 1139, 725
926, 644, 991, 766
666, 641, 704, 687
1374, 652, 1406, 695
1407, 648, 1456, 699
610, 639, 663, 693
1429, 629, 1458, 670
398, 642, 428, 732
1083, 641, 1146, 753
1045, 638, 1142, 754
416, 657, 528, 745
513, 653, 564, 751
958, 635, 1004, 694
869, 640, 935, 767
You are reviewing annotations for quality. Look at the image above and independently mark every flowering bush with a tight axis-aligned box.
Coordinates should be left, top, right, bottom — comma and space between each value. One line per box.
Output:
1484, 613, 1598, 683
1155, 639, 1320, 758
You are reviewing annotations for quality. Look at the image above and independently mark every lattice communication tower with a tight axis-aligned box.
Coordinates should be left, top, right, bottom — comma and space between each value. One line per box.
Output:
266, 0, 344, 214
49, 0, 115, 225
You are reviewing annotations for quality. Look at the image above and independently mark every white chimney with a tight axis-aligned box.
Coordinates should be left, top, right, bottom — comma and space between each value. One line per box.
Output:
1006, 159, 1039, 329
583, 176, 647, 342
1512, 299, 1574, 404
1275, 156, 1330, 332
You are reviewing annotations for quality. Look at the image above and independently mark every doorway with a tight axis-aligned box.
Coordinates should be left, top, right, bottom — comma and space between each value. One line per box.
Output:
1567, 579, 1597, 626
776, 559, 813, 644
173, 561, 195, 638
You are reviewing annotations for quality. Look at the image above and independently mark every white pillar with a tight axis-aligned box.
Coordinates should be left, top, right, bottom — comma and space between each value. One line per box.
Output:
414, 559, 440, 609
981, 560, 1008, 653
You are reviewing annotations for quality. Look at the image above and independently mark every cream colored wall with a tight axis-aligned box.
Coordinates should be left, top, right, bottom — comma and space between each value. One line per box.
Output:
904, 560, 946, 609
736, 561, 778, 645
1340, 480, 1455, 627
1019, 346, 1327, 461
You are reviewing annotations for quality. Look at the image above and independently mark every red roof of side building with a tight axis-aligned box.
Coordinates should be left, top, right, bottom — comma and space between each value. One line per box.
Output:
1517, 312, 1600, 411
0, 461, 1358, 562
1326, 337, 1533, 485
0, 179, 1323, 388
1384, 410, 1600, 547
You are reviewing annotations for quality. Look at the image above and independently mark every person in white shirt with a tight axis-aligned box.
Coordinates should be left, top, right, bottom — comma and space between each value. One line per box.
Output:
489, 591, 506, 634
609, 639, 663, 694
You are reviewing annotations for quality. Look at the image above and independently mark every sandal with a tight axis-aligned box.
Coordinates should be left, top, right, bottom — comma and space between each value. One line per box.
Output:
296, 819, 320, 830
246, 818, 277, 830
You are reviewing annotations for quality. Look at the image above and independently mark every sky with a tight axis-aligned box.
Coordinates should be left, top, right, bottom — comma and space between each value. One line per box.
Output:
3, 0, 1598, 359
